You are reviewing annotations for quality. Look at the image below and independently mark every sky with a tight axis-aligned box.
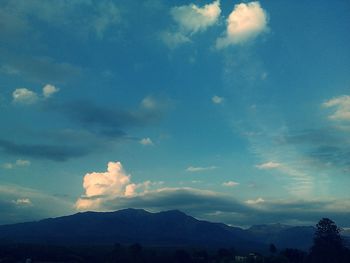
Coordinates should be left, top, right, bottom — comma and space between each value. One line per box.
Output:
1, 0, 350, 227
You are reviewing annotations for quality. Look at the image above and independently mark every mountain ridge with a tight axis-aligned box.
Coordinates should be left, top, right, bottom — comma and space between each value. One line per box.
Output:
0, 208, 316, 251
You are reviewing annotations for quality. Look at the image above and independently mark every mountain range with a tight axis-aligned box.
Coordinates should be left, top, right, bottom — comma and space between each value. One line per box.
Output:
0, 208, 317, 251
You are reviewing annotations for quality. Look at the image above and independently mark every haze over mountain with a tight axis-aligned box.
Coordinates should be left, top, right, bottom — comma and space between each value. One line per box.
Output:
0, 208, 318, 251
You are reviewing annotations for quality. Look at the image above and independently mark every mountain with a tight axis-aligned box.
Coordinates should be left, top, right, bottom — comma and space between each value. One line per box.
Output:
0, 209, 261, 250
0, 208, 316, 251
246, 224, 315, 250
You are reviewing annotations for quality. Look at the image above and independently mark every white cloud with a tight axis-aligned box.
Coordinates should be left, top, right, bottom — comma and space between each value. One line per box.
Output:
12, 198, 32, 206
12, 88, 38, 104
212, 95, 224, 104
256, 161, 281, 170
171, 0, 221, 33
222, 181, 239, 187
141, 96, 157, 110
186, 166, 217, 172
163, 0, 220, 48
76, 161, 153, 211
42, 84, 59, 98
93, 1, 121, 39
140, 137, 154, 146
246, 197, 265, 205
16, 159, 31, 166
2, 163, 13, 169
216, 1, 268, 48
323, 95, 350, 121
2, 159, 31, 169
160, 31, 191, 49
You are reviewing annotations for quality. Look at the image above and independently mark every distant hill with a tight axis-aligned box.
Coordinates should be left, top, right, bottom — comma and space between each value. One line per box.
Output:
246, 223, 315, 250
0, 208, 318, 251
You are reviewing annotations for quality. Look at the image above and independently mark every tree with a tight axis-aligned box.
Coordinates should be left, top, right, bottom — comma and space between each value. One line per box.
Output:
308, 218, 347, 263
269, 243, 277, 254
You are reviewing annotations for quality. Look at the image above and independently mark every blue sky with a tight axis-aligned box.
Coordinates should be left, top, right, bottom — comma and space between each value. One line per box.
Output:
1, 0, 350, 227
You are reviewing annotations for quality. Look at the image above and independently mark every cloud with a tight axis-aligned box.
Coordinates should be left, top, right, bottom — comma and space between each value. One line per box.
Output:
163, 0, 220, 48
0, 50, 82, 83
323, 95, 350, 121
171, 0, 221, 33
160, 31, 191, 49
140, 137, 154, 146
12, 198, 32, 206
42, 84, 59, 98
212, 95, 224, 104
0, 139, 90, 162
76, 161, 156, 210
2, 163, 14, 169
0, 184, 73, 225
255, 161, 281, 170
12, 88, 38, 104
55, 97, 167, 139
216, 1, 268, 48
186, 166, 217, 172
222, 181, 239, 187
246, 197, 265, 205
12, 84, 59, 105
1, 159, 31, 169
92, 1, 121, 39
0, 0, 122, 40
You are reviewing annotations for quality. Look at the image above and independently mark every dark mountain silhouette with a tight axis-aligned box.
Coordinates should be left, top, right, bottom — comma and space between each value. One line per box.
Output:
246, 223, 316, 250
0, 208, 317, 251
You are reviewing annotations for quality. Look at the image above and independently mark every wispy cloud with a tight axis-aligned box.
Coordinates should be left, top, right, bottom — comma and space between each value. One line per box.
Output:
2, 159, 31, 169
216, 1, 268, 48
0, 184, 73, 225
256, 161, 281, 170
222, 181, 239, 187
0, 139, 90, 162
323, 95, 350, 121
186, 166, 217, 172
54, 96, 167, 139
246, 197, 265, 205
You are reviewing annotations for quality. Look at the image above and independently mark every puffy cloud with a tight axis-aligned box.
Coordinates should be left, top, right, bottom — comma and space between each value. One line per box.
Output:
216, 1, 268, 48
171, 0, 221, 33
42, 84, 59, 98
12, 84, 59, 105
12, 88, 38, 104
255, 161, 281, 170
186, 165, 217, 172
76, 161, 152, 210
246, 197, 265, 205
140, 137, 154, 146
222, 181, 239, 187
212, 95, 224, 104
163, 0, 220, 48
323, 95, 350, 121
